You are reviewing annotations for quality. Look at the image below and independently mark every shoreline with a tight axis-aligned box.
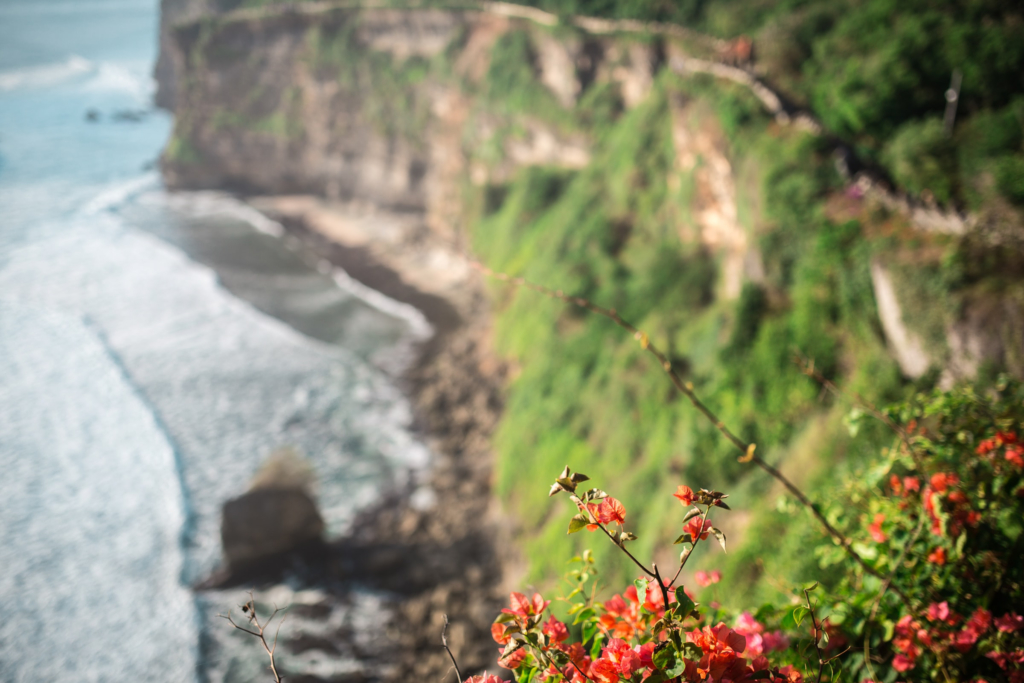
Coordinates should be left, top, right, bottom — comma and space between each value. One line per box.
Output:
241, 195, 515, 681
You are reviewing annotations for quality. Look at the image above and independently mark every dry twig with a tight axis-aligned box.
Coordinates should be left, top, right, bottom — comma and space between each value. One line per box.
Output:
219, 592, 286, 683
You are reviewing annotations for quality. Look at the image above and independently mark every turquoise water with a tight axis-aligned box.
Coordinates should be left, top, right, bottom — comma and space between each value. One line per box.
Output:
0, 1, 432, 679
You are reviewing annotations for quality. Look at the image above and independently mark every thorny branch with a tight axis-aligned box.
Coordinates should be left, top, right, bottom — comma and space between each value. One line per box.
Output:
219, 592, 286, 683
470, 260, 900, 595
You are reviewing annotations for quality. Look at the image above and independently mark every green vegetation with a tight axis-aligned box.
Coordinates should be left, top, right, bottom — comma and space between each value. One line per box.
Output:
462, 36, 1020, 607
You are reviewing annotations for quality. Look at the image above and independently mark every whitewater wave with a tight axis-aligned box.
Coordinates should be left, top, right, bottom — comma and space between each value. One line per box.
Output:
0, 54, 153, 102
80, 172, 160, 216
158, 190, 435, 351
81, 60, 154, 101
0, 54, 92, 91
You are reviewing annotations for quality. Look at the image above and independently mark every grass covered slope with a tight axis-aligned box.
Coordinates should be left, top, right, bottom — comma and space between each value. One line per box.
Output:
464, 56, 1021, 606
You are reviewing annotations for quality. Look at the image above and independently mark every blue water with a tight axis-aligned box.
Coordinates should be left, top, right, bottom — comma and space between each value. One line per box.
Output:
0, 1, 433, 680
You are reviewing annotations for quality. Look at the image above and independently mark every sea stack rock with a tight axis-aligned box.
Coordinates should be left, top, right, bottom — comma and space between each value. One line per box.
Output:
220, 449, 325, 571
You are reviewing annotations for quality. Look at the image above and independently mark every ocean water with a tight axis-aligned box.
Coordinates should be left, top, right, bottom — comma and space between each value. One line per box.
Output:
0, 1, 433, 680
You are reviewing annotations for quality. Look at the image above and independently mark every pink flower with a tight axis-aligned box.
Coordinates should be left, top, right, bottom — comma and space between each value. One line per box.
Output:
893, 653, 915, 672
927, 547, 946, 565
762, 630, 790, 653
927, 602, 950, 622
695, 570, 722, 588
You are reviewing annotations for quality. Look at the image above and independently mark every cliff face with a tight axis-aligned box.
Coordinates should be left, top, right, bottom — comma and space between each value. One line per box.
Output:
157, 3, 671, 238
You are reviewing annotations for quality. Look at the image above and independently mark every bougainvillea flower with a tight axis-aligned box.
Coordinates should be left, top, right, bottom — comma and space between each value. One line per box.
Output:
868, 513, 887, 543
589, 657, 619, 683
502, 592, 550, 618
695, 570, 722, 588
903, 476, 920, 492
776, 664, 804, 682
996, 613, 1024, 632
997, 431, 1019, 445
465, 675, 504, 683
967, 608, 993, 635
491, 622, 511, 645
893, 653, 915, 672
498, 647, 527, 669
673, 485, 695, 506
1007, 445, 1024, 468
596, 497, 626, 525
542, 615, 569, 643
683, 516, 710, 541
931, 472, 959, 493
928, 601, 951, 622
890, 474, 903, 495
927, 546, 947, 565
953, 627, 980, 653
601, 638, 642, 676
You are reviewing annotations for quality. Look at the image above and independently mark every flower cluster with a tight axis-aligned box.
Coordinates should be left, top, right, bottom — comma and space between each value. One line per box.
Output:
822, 383, 1024, 682
482, 469, 805, 683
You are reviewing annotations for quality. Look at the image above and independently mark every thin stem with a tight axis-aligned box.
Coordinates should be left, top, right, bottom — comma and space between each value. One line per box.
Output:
219, 593, 284, 683
573, 493, 656, 577
442, 614, 464, 683
668, 505, 711, 588
803, 588, 825, 683
472, 261, 902, 599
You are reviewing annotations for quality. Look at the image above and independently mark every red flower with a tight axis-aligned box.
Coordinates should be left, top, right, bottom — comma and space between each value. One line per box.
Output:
673, 485, 695, 506
502, 592, 550, 618
491, 622, 511, 645
597, 497, 626, 525
904, 476, 921, 493
890, 474, 903, 495
1007, 445, 1024, 468
893, 653, 915, 672
996, 613, 1024, 632
684, 516, 709, 541
868, 513, 887, 543
930, 472, 958, 493
543, 615, 569, 643
953, 627, 979, 653
601, 638, 642, 676
589, 657, 619, 683
927, 547, 947, 565
465, 675, 504, 683
499, 647, 527, 669
998, 431, 1019, 445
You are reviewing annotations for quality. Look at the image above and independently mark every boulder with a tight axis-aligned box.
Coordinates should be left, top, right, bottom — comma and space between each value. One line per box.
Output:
221, 487, 325, 570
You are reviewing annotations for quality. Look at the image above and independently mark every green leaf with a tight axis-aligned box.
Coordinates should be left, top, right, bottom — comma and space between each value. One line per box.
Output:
652, 646, 675, 671
582, 620, 599, 645
635, 579, 649, 606
749, 671, 772, 680
671, 592, 696, 621
711, 526, 727, 552
681, 642, 702, 660
673, 533, 692, 545
496, 612, 517, 624
568, 514, 589, 535
573, 607, 595, 625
